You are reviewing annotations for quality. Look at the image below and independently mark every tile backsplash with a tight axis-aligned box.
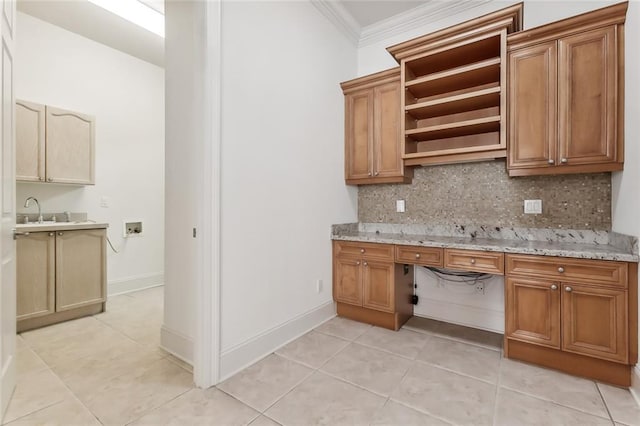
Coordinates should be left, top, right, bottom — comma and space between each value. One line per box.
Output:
358, 160, 611, 230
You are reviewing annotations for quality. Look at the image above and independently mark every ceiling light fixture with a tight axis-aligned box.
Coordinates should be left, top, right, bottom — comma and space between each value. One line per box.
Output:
87, 0, 164, 38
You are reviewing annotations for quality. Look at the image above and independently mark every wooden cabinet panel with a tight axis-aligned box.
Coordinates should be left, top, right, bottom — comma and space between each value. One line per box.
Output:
334, 256, 363, 306
558, 27, 617, 166
506, 254, 627, 288
16, 100, 45, 182
55, 229, 106, 311
345, 90, 373, 181
508, 41, 557, 169
16, 232, 54, 321
395, 245, 443, 267
373, 81, 402, 178
334, 241, 394, 261
444, 249, 504, 275
506, 277, 561, 349
562, 283, 627, 363
363, 260, 394, 313
45, 106, 95, 185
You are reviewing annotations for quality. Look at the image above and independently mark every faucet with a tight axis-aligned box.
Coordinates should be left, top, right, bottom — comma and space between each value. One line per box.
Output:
24, 197, 43, 224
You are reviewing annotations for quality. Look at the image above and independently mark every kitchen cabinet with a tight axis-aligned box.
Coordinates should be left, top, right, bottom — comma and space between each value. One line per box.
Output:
386, 4, 523, 167
505, 253, 634, 385
16, 101, 95, 185
333, 241, 413, 330
16, 228, 106, 332
507, 3, 627, 176
340, 68, 412, 185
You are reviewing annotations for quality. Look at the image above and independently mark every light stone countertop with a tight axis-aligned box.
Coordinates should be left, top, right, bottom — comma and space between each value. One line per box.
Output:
16, 221, 109, 233
332, 225, 639, 263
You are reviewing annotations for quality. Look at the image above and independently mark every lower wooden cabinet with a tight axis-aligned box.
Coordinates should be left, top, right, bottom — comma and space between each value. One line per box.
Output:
17, 228, 107, 332
505, 253, 635, 386
333, 241, 413, 330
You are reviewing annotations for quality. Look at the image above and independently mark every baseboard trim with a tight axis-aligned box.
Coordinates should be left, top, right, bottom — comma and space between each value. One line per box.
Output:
160, 325, 194, 365
108, 272, 164, 296
631, 365, 640, 406
414, 299, 504, 333
219, 301, 336, 382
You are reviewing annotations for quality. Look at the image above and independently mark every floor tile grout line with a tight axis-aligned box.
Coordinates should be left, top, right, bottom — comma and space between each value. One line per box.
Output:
499, 383, 613, 421
412, 355, 499, 386
595, 382, 617, 425
2, 399, 62, 425
123, 386, 194, 426
491, 354, 504, 426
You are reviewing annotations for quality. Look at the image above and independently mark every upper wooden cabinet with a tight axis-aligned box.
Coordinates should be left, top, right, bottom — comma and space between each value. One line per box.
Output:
341, 68, 411, 185
507, 3, 627, 176
387, 4, 523, 167
16, 101, 95, 185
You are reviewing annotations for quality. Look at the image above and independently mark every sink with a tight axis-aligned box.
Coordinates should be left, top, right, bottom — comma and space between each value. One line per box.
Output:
17, 221, 65, 227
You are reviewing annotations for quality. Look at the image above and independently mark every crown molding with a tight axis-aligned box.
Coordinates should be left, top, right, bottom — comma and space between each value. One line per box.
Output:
310, 0, 361, 46
358, 0, 494, 47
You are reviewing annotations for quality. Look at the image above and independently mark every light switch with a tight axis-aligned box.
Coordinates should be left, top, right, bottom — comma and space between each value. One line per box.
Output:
524, 199, 542, 214
396, 200, 406, 213
100, 196, 109, 208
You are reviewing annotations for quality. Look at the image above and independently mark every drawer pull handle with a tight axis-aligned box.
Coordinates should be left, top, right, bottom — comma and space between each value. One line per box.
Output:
550, 284, 558, 290
565, 286, 572, 292
415, 253, 421, 259
360, 249, 365, 254
363, 261, 368, 267
49, 232, 54, 237
560, 158, 568, 164
356, 261, 360, 265
547, 159, 554, 164
470, 258, 476, 264
58, 232, 63, 236
557, 266, 565, 273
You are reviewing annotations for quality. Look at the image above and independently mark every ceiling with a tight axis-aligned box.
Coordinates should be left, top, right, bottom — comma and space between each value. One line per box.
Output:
16, 0, 435, 67
340, 1, 428, 28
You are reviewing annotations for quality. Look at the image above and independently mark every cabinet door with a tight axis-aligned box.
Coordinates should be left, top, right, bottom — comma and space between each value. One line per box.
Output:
363, 260, 394, 313
345, 90, 373, 181
373, 81, 402, 178
506, 277, 560, 349
562, 283, 627, 363
45, 106, 95, 184
16, 100, 45, 182
508, 41, 557, 169
558, 26, 617, 165
16, 232, 54, 320
334, 256, 362, 306
55, 229, 106, 312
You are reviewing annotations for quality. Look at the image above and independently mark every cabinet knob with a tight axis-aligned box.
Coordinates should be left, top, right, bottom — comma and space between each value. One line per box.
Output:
565, 286, 573, 292
560, 158, 568, 164
57, 232, 63, 236
356, 261, 360, 265
470, 258, 476, 264
49, 232, 54, 237
368, 172, 372, 176
415, 253, 421, 259
363, 261, 368, 266
360, 249, 365, 253
557, 266, 565, 273
47, 178, 53, 182
547, 159, 554, 164
550, 284, 558, 290
374, 172, 379, 176
39, 177, 44, 181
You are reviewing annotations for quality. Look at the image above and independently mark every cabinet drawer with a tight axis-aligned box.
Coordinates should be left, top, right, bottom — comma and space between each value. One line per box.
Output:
444, 249, 504, 275
333, 241, 394, 261
506, 254, 627, 288
395, 245, 443, 267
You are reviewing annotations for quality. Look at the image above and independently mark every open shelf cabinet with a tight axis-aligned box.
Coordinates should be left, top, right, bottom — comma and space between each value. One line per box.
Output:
387, 3, 523, 167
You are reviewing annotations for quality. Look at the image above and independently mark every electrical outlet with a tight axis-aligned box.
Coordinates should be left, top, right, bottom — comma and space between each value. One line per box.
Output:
396, 199, 406, 213
475, 282, 485, 294
316, 279, 323, 293
524, 199, 542, 214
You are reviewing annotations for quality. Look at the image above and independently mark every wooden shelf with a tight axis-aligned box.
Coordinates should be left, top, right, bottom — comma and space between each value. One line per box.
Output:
406, 58, 501, 99
405, 116, 500, 142
406, 86, 500, 119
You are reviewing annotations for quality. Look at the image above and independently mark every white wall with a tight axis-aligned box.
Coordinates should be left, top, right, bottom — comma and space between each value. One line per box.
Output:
218, 1, 358, 378
15, 13, 165, 295
356, 0, 632, 329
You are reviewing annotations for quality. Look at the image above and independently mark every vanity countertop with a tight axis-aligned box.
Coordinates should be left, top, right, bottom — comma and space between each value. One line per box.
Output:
16, 221, 109, 232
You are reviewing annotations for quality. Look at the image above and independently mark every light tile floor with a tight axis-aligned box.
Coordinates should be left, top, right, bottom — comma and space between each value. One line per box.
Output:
5, 293, 640, 426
